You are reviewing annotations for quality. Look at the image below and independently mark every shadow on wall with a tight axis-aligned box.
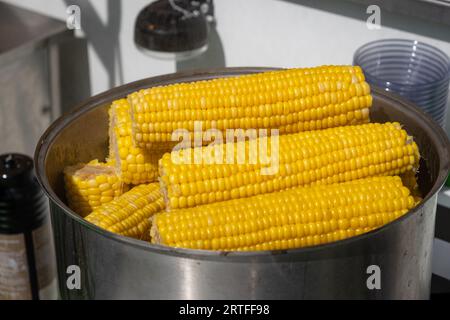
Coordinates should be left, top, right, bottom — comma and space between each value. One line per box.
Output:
63, 0, 124, 88
61, 0, 225, 92
59, 35, 92, 114
176, 25, 226, 72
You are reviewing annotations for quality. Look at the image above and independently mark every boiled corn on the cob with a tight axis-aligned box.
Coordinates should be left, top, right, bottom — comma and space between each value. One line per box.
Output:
151, 176, 415, 250
64, 160, 128, 217
159, 122, 420, 210
85, 183, 164, 240
129, 66, 372, 148
109, 99, 167, 184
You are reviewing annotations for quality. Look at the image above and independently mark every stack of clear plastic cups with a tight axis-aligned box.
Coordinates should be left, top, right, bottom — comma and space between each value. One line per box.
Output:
354, 39, 450, 128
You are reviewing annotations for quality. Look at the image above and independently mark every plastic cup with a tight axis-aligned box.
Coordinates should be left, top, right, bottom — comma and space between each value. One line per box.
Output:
354, 39, 450, 128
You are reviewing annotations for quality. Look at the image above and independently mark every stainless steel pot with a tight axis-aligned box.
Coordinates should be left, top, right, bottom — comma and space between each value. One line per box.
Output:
35, 68, 450, 299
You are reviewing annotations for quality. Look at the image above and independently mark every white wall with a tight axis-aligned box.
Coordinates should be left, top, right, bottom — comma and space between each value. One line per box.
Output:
4, 0, 450, 93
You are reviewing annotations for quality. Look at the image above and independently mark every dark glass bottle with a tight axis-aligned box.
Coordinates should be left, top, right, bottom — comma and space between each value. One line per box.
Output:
0, 154, 57, 300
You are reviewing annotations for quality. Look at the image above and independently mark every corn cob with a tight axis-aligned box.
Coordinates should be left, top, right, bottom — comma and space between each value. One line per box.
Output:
129, 66, 372, 148
159, 122, 420, 210
151, 176, 415, 251
85, 183, 164, 240
109, 99, 168, 184
64, 160, 128, 217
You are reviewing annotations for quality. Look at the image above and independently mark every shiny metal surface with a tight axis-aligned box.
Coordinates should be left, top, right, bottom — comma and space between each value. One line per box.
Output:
35, 68, 450, 299
0, 2, 71, 155
0, 2, 68, 69
0, 45, 51, 155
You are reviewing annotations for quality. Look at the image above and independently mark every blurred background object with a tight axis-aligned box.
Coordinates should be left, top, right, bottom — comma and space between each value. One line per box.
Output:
134, 0, 225, 70
135, 0, 212, 60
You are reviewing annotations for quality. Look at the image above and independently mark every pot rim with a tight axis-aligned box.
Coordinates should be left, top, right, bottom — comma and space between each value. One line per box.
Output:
34, 67, 450, 259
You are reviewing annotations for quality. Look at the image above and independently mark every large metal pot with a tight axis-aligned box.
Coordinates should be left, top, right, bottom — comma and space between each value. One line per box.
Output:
35, 68, 450, 299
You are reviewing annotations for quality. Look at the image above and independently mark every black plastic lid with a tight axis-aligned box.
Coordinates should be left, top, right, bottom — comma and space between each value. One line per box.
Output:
0, 154, 47, 233
0, 154, 34, 188
135, 0, 208, 53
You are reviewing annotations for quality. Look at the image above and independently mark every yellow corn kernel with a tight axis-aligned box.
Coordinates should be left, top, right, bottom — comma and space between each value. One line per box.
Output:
109, 99, 169, 184
159, 122, 420, 210
129, 66, 371, 148
64, 160, 129, 217
151, 176, 415, 251
85, 183, 165, 240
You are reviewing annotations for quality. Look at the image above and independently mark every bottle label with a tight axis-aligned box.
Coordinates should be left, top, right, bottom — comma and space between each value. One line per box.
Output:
0, 222, 57, 300
32, 221, 58, 300
0, 233, 31, 299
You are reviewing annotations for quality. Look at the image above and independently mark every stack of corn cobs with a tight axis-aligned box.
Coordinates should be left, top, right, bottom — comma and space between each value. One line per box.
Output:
63, 65, 421, 251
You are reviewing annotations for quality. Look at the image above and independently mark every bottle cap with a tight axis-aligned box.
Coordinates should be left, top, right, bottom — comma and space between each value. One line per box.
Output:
0, 154, 46, 233
0, 154, 35, 189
